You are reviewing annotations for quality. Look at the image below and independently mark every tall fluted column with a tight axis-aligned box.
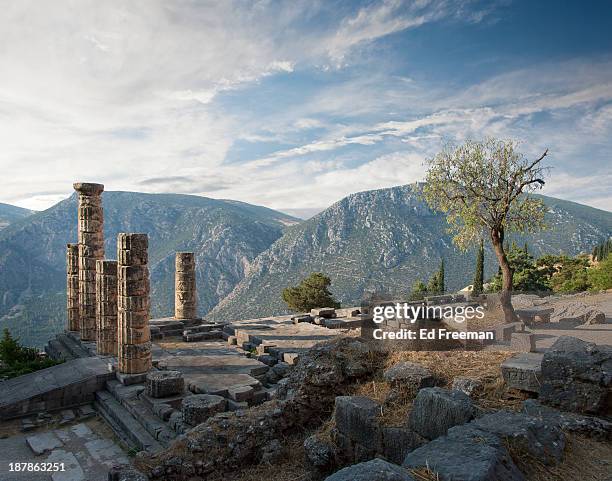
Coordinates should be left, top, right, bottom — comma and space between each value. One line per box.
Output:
66, 243, 79, 332
96, 260, 118, 356
74, 182, 105, 341
117, 233, 151, 374
174, 252, 197, 320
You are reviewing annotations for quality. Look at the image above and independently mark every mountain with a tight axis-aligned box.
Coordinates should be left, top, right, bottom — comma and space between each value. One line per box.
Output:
0, 192, 298, 347
209, 184, 612, 322
0, 202, 34, 230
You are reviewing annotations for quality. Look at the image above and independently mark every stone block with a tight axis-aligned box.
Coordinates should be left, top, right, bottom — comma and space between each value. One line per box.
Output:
383, 362, 435, 390
451, 377, 484, 397
334, 396, 381, 446
182, 394, 227, 425
539, 336, 612, 415
511, 332, 536, 352
403, 424, 524, 481
408, 387, 476, 440
311, 307, 336, 318
228, 385, 254, 402
326, 458, 414, 481
381, 427, 426, 465
501, 352, 543, 393
146, 370, 184, 398
471, 411, 565, 465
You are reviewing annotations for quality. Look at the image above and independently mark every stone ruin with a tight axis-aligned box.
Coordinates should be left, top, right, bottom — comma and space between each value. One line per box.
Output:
66, 243, 79, 332
117, 233, 152, 375
175, 252, 197, 321
74, 182, 105, 341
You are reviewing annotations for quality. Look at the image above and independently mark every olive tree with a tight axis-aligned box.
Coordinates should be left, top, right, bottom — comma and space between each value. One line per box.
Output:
422, 138, 548, 322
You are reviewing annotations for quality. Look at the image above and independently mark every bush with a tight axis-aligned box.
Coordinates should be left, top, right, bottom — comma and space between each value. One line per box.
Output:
589, 256, 612, 291
282, 273, 340, 312
0, 328, 62, 379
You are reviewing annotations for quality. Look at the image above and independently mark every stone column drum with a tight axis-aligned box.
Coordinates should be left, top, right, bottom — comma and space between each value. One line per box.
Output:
175, 252, 197, 320
66, 243, 80, 332
74, 182, 105, 341
96, 260, 118, 356
117, 233, 152, 374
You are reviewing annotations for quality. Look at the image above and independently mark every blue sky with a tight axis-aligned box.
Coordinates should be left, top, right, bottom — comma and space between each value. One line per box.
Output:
0, 0, 610, 215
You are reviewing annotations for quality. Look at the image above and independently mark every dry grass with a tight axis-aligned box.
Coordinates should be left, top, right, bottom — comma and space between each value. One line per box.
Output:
207, 434, 309, 481
410, 465, 441, 481
510, 434, 612, 481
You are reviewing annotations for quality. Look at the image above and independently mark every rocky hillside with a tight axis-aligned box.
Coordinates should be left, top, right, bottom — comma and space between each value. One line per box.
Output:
0, 192, 297, 346
0, 202, 34, 230
209, 184, 612, 321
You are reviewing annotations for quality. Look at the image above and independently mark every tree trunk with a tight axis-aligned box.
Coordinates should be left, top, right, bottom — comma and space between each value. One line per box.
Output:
490, 228, 518, 323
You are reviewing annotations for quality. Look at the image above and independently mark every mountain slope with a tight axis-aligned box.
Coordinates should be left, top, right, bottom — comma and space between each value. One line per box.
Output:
0, 192, 298, 346
0, 202, 34, 230
209, 184, 612, 322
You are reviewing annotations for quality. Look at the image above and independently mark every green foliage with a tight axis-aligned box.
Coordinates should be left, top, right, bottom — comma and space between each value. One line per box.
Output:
489, 243, 550, 292
544, 255, 591, 293
282, 272, 340, 312
588, 255, 612, 291
0, 328, 62, 379
427, 259, 446, 294
409, 280, 428, 301
472, 239, 485, 296
592, 238, 612, 262
422, 138, 548, 250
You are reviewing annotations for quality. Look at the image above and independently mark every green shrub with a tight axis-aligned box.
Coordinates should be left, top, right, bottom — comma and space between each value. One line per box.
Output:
0, 328, 62, 379
282, 272, 340, 312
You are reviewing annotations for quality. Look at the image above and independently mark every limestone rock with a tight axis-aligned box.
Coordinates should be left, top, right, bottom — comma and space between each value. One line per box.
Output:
500, 353, 543, 393
403, 424, 525, 481
451, 377, 483, 397
408, 388, 476, 440
510, 332, 536, 353
471, 411, 565, 465
335, 396, 381, 446
522, 399, 612, 441
383, 362, 435, 389
539, 336, 611, 415
381, 427, 426, 465
146, 370, 184, 398
304, 434, 337, 476
182, 394, 226, 426
326, 458, 415, 481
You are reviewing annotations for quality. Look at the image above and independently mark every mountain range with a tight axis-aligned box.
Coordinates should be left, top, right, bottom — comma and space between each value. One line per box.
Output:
0, 185, 610, 347
0, 202, 34, 230
209, 185, 612, 321
0, 192, 297, 346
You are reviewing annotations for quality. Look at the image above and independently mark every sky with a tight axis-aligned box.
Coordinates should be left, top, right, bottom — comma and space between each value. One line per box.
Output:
1, 0, 611, 216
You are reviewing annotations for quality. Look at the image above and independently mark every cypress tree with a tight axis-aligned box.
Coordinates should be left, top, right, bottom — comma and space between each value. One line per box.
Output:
472, 239, 484, 296
439, 258, 445, 293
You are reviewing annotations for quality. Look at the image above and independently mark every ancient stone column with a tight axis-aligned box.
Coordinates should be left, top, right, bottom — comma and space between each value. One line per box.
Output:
117, 233, 152, 374
74, 182, 105, 341
66, 243, 80, 332
175, 252, 197, 320
96, 260, 118, 356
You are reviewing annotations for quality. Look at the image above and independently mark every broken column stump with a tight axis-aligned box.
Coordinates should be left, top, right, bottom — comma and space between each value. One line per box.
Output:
175, 252, 197, 320
181, 394, 226, 426
74, 182, 105, 341
66, 243, 79, 332
146, 370, 184, 398
95, 259, 118, 356
511, 332, 536, 352
117, 233, 152, 375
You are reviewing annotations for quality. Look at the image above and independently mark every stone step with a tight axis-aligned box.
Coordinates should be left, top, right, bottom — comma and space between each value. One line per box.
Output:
105, 380, 176, 446
56, 332, 94, 359
44, 339, 75, 361
95, 390, 163, 454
